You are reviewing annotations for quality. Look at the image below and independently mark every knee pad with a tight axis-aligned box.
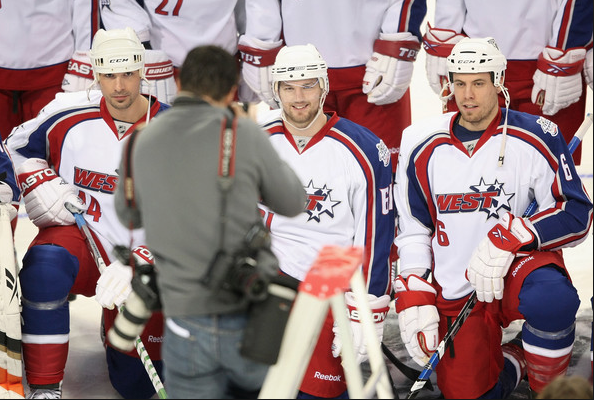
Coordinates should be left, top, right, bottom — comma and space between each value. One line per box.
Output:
519, 265, 580, 346
20, 244, 79, 334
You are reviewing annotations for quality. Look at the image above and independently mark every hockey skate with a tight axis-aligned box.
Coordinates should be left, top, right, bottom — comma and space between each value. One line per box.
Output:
27, 382, 62, 399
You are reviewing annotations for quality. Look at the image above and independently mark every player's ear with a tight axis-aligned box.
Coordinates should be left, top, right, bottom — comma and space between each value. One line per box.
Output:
175, 76, 182, 92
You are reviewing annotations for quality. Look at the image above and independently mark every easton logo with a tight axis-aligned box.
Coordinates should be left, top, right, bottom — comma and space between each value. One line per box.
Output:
436, 178, 514, 220
73, 167, 118, 194
303, 180, 341, 222
67, 60, 93, 79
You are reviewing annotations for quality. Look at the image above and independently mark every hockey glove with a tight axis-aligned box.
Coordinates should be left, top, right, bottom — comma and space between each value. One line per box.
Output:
142, 49, 177, 105
394, 274, 439, 367
61, 50, 95, 93
331, 292, 391, 364
532, 46, 587, 115
363, 32, 421, 105
96, 245, 154, 310
237, 36, 283, 109
16, 158, 87, 228
467, 212, 538, 303
584, 48, 593, 90
422, 23, 466, 97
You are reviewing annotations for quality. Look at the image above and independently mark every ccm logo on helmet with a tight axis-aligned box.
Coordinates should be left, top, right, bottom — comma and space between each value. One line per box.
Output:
110, 58, 130, 64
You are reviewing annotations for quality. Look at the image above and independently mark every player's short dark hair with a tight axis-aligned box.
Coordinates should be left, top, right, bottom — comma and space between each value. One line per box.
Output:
179, 45, 239, 101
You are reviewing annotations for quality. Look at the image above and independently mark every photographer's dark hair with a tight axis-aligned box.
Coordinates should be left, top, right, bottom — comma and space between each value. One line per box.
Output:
179, 45, 239, 101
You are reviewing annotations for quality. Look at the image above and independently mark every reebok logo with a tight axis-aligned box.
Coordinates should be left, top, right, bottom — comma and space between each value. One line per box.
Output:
314, 371, 342, 382
512, 255, 534, 277
148, 335, 163, 343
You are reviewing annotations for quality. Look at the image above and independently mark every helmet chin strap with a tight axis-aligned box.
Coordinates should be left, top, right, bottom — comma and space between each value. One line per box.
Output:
143, 77, 151, 126
497, 84, 511, 167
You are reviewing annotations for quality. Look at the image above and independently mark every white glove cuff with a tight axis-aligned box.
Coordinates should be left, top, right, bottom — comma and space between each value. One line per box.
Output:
238, 35, 283, 51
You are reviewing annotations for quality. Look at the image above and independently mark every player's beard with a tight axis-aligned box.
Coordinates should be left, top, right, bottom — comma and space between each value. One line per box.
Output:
458, 95, 500, 130
107, 90, 137, 111
283, 101, 320, 129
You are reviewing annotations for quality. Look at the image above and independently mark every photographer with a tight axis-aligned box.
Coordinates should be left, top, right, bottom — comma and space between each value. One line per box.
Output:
113, 45, 306, 398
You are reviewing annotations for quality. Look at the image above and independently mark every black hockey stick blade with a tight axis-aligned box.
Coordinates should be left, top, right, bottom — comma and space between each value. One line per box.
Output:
382, 342, 434, 391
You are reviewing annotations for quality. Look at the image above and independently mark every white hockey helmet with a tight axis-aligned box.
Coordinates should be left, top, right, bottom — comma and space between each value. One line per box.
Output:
271, 44, 329, 102
446, 37, 507, 88
89, 27, 145, 79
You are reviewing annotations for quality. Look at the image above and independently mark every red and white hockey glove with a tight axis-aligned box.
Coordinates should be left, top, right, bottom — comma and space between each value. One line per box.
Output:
532, 46, 587, 115
62, 50, 95, 92
584, 48, 593, 90
394, 274, 439, 367
142, 49, 177, 105
16, 158, 86, 228
237, 36, 283, 109
363, 32, 421, 105
422, 23, 466, 98
331, 292, 391, 364
467, 212, 538, 303
96, 245, 154, 310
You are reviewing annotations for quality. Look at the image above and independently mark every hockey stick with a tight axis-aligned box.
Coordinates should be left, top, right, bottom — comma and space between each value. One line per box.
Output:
405, 112, 593, 399
64, 202, 168, 399
381, 343, 434, 391
0, 204, 25, 398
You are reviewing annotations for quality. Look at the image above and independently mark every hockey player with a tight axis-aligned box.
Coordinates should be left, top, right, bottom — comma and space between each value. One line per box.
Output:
392, 37, 593, 398
422, 0, 593, 165
258, 44, 395, 398
239, 0, 428, 171
0, 0, 100, 141
5, 27, 169, 399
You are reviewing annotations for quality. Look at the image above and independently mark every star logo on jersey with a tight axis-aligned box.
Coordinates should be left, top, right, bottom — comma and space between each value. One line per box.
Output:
470, 178, 515, 219
304, 180, 341, 222
435, 178, 515, 220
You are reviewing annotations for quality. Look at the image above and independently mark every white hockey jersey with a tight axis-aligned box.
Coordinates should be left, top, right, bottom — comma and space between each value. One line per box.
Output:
259, 112, 396, 296
0, 0, 100, 89
6, 91, 169, 260
100, 0, 245, 67
433, 0, 593, 58
243, 0, 428, 68
394, 109, 593, 300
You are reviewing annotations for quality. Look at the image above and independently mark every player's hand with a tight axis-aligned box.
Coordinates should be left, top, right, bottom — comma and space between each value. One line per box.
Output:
363, 32, 421, 105
96, 245, 154, 309
531, 46, 587, 115
331, 292, 391, 364
96, 259, 133, 310
467, 212, 538, 302
238, 36, 283, 109
16, 158, 87, 228
422, 23, 466, 97
394, 274, 439, 367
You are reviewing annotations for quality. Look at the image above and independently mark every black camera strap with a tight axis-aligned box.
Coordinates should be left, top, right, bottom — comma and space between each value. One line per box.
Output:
200, 111, 237, 287
216, 112, 237, 251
